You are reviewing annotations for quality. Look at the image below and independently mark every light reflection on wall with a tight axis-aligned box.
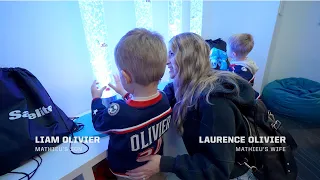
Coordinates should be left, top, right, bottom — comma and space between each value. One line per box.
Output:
190, 0, 203, 35
134, 0, 153, 30
78, 0, 115, 98
168, 0, 182, 39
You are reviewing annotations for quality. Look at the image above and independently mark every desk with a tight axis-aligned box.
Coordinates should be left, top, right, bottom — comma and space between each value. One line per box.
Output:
0, 136, 109, 180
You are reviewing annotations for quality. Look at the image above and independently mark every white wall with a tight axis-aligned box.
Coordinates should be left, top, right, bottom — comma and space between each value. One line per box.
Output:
202, 1, 280, 92
262, 1, 320, 87
0, 2, 94, 116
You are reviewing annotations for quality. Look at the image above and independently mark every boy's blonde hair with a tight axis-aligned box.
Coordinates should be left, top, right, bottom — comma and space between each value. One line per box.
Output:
114, 28, 167, 86
228, 33, 254, 58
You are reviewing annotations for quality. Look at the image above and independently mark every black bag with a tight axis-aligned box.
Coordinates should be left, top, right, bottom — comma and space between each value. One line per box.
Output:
237, 99, 298, 180
0, 68, 85, 178
205, 38, 227, 52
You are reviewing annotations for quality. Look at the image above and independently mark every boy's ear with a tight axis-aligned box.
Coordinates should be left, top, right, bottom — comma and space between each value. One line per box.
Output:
121, 70, 132, 84
232, 52, 237, 58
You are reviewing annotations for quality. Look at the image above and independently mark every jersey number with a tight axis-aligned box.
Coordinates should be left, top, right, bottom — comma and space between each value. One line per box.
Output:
137, 138, 162, 159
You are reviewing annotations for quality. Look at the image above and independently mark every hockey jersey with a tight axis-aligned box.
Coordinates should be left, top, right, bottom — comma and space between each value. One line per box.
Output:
91, 91, 172, 178
228, 59, 260, 99
229, 63, 256, 84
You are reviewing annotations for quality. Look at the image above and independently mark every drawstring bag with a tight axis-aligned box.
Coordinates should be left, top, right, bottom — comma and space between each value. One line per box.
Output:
0, 67, 86, 178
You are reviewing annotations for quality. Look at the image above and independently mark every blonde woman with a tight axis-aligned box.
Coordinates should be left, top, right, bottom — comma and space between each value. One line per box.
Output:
126, 33, 257, 180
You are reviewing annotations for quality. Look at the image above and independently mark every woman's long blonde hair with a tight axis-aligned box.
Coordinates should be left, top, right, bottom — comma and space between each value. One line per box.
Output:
169, 33, 242, 134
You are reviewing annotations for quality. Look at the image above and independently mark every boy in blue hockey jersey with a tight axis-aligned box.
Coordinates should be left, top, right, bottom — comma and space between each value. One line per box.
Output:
226, 33, 260, 99
90, 28, 171, 179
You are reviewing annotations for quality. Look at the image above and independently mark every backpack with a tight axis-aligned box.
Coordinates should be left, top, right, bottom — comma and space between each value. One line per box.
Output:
0, 68, 87, 179
237, 99, 298, 180
205, 38, 227, 52
205, 38, 230, 70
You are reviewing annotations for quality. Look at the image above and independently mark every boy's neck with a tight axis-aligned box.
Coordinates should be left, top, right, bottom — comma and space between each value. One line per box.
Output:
131, 82, 159, 99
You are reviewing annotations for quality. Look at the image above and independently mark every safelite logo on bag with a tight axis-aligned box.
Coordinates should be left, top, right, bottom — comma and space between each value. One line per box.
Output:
8, 105, 53, 120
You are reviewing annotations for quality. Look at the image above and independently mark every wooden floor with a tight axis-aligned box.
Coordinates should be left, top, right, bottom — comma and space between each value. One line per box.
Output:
275, 114, 320, 180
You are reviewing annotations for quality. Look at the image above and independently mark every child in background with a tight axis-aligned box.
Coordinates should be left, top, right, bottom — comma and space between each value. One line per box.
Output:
227, 33, 260, 99
90, 28, 171, 180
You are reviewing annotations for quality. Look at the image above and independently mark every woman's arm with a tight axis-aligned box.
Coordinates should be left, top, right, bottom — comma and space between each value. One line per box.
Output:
160, 98, 237, 180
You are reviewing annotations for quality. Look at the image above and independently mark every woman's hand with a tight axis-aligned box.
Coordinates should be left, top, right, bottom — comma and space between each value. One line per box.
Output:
126, 155, 161, 180
108, 74, 127, 97
91, 80, 106, 99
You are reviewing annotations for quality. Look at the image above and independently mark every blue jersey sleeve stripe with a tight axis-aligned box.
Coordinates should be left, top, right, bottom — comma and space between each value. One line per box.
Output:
98, 107, 172, 135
